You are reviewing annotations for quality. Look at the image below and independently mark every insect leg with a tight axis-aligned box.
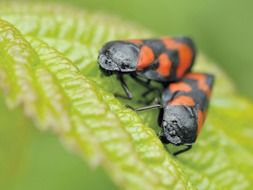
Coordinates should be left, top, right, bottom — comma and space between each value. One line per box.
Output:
132, 76, 162, 98
131, 74, 152, 89
126, 103, 161, 112
127, 97, 161, 112
173, 145, 192, 156
131, 75, 162, 104
135, 104, 162, 112
114, 74, 133, 100
142, 87, 162, 98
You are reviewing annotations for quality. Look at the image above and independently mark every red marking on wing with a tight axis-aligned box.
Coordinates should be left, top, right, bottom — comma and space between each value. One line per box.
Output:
156, 53, 172, 77
162, 37, 193, 78
169, 82, 192, 93
197, 109, 204, 134
186, 73, 211, 98
136, 45, 155, 70
169, 96, 195, 106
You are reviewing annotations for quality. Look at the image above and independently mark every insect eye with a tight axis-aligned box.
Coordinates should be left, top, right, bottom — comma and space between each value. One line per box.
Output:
121, 63, 128, 69
172, 120, 177, 124
162, 121, 168, 127
104, 59, 112, 65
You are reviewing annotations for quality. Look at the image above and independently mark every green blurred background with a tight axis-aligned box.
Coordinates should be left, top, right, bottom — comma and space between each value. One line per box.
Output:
1, 0, 253, 190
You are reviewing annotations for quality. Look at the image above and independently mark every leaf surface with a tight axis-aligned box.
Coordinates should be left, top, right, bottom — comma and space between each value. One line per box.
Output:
0, 2, 253, 190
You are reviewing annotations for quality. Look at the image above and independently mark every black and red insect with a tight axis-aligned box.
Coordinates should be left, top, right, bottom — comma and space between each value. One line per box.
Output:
133, 73, 215, 155
98, 36, 196, 99
158, 73, 215, 155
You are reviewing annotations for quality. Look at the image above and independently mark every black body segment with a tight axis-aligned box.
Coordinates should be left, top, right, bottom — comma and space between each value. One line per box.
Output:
159, 73, 215, 145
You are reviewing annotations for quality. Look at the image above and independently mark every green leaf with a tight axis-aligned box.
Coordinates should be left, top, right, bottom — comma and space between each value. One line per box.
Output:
0, 2, 253, 190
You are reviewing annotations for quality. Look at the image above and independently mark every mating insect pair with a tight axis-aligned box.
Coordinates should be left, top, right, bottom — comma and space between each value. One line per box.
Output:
98, 36, 215, 155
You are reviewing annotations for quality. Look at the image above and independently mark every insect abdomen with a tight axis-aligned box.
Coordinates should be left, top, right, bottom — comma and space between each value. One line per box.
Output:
161, 37, 196, 78
130, 36, 196, 82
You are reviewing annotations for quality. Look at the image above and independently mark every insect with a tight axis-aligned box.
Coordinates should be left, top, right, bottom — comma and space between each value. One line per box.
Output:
137, 73, 215, 155
98, 36, 196, 99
